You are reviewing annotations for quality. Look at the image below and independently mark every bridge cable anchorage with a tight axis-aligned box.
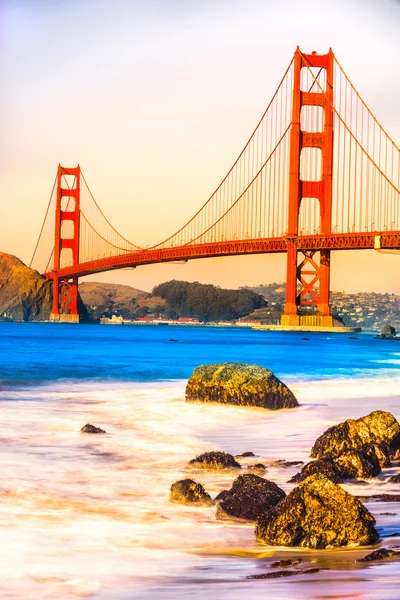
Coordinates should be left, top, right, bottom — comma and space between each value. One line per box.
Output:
300, 51, 400, 197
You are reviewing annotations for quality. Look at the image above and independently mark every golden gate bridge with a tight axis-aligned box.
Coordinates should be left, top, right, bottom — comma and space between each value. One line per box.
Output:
30, 48, 400, 325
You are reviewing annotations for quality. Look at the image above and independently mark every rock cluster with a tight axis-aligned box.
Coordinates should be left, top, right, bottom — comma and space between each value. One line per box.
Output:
311, 410, 400, 462
256, 473, 378, 548
185, 362, 298, 410
173, 368, 400, 552
289, 411, 400, 485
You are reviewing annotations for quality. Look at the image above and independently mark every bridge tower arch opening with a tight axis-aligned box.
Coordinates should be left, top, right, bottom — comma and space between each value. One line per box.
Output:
282, 48, 334, 327
50, 165, 81, 323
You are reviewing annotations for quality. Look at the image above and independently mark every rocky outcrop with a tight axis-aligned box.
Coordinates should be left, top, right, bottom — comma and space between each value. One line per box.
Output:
376, 325, 397, 339
0, 251, 92, 321
0, 252, 52, 321
215, 473, 285, 521
255, 473, 379, 549
81, 423, 106, 434
185, 363, 298, 410
311, 411, 400, 460
289, 458, 343, 484
170, 479, 213, 506
389, 473, 400, 483
189, 451, 241, 470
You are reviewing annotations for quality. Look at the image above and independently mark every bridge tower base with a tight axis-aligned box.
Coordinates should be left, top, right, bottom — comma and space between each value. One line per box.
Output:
281, 48, 334, 327
50, 276, 80, 323
50, 166, 81, 323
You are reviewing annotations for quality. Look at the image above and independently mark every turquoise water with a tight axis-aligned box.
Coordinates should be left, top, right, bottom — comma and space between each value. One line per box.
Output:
0, 322, 397, 384
1, 322, 400, 600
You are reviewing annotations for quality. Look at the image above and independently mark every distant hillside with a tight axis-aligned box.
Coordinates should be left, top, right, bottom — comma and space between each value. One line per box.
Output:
152, 280, 266, 322
246, 283, 400, 330
79, 281, 166, 321
0, 252, 52, 321
79, 279, 267, 322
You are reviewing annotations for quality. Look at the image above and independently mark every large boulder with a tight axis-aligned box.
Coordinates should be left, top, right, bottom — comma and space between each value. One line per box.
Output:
311, 411, 400, 460
189, 451, 241, 470
255, 473, 378, 549
170, 479, 213, 506
215, 474, 285, 521
185, 363, 298, 410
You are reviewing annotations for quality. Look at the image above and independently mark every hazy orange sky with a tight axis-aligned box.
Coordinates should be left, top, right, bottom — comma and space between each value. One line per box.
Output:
1, 0, 399, 293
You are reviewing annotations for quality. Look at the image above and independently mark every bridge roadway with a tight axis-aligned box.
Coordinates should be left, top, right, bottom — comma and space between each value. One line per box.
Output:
44, 231, 400, 280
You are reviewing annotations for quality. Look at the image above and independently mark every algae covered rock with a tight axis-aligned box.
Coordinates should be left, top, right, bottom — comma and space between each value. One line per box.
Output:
81, 423, 106, 434
185, 363, 298, 410
170, 479, 213, 506
255, 473, 378, 549
333, 449, 380, 480
311, 411, 400, 460
359, 547, 400, 562
289, 458, 342, 484
215, 473, 285, 521
189, 451, 241, 470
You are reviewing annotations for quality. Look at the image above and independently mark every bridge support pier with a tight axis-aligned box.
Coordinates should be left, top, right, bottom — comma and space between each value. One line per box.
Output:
281, 47, 334, 328
50, 277, 79, 323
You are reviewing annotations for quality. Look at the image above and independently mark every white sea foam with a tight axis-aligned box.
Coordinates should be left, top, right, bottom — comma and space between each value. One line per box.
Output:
0, 377, 399, 598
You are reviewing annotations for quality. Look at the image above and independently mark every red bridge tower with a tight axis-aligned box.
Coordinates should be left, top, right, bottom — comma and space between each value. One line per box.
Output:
50, 165, 81, 323
281, 48, 334, 327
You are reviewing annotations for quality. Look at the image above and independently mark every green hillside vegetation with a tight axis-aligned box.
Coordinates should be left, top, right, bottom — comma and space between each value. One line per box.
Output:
152, 280, 267, 322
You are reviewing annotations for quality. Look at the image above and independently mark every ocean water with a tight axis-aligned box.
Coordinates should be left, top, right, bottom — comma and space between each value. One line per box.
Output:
0, 322, 400, 599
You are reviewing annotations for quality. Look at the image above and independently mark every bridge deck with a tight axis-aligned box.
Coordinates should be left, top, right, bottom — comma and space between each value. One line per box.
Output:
44, 232, 400, 279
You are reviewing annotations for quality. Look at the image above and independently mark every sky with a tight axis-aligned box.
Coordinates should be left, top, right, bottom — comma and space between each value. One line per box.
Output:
1, 0, 400, 293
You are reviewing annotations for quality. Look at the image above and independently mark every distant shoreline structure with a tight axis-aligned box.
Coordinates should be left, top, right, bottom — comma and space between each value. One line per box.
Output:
99, 315, 265, 327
